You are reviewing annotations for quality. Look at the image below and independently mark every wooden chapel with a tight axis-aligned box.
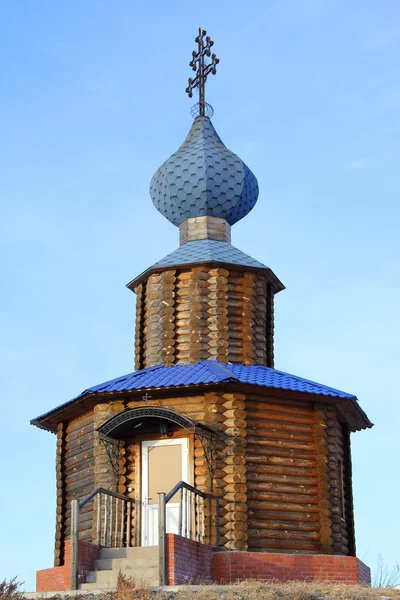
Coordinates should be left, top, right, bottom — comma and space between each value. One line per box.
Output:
33, 28, 372, 590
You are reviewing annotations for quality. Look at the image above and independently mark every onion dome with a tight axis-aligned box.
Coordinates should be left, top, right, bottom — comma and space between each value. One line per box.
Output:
149, 116, 259, 227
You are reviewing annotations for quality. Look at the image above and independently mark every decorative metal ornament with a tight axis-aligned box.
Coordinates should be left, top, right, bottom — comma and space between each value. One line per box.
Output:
142, 392, 151, 404
97, 406, 224, 493
185, 27, 219, 117
98, 432, 125, 491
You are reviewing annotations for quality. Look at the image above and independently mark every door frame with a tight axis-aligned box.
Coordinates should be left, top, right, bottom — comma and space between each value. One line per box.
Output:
141, 437, 189, 546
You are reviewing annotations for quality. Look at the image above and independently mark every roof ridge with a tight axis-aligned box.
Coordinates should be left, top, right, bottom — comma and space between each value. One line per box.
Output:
200, 359, 239, 381
77, 363, 166, 398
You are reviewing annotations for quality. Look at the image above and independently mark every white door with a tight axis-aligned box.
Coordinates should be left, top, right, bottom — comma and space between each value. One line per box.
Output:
141, 438, 189, 546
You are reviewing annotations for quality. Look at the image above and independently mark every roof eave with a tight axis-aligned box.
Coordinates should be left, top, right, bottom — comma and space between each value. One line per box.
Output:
126, 261, 285, 294
31, 380, 371, 435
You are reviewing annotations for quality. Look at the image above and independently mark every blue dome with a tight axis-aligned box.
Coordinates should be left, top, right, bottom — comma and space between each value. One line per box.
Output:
150, 117, 259, 226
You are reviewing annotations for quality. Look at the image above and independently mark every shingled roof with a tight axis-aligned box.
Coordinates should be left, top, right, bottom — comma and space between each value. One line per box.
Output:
31, 360, 372, 433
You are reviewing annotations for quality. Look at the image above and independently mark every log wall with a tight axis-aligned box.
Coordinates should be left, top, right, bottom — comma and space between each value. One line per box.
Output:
133, 267, 275, 369
246, 396, 321, 553
63, 411, 95, 545
56, 391, 354, 558
221, 393, 248, 550
54, 422, 66, 567
324, 405, 355, 555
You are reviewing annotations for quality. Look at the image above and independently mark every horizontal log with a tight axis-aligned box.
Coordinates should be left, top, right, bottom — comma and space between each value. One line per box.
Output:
247, 519, 319, 532
224, 427, 246, 438
245, 472, 318, 486
224, 530, 248, 542
246, 489, 318, 504
140, 396, 203, 408
333, 532, 349, 545
245, 480, 317, 495
224, 455, 247, 466
247, 499, 319, 513
248, 509, 319, 522
67, 413, 94, 434
225, 502, 247, 513
224, 540, 248, 551
246, 408, 313, 425
222, 399, 245, 411
245, 453, 315, 468
65, 448, 94, 469
247, 417, 312, 434
65, 474, 95, 494
247, 539, 320, 552
245, 441, 315, 458
223, 492, 247, 503
65, 432, 94, 452
244, 461, 317, 477
223, 521, 248, 532
246, 397, 312, 415
65, 509, 93, 528
246, 428, 314, 443
223, 473, 246, 485
223, 465, 246, 476
224, 483, 247, 494
65, 466, 95, 485
247, 529, 319, 541
65, 423, 94, 443
224, 418, 246, 431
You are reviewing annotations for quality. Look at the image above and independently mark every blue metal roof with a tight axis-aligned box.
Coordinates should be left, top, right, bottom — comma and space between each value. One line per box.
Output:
153, 239, 267, 269
32, 360, 372, 433
75, 360, 356, 401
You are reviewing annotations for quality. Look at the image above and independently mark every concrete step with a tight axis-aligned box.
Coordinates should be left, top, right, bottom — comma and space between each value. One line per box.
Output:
79, 582, 117, 591
99, 546, 158, 560
86, 566, 158, 585
80, 546, 159, 590
95, 557, 158, 571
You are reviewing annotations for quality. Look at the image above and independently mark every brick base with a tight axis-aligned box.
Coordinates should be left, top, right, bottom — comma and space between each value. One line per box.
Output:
37, 537, 371, 590
165, 536, 371, 586
36, 541, 101, 592
166, 534, 214, 585
212, 552, 371, 586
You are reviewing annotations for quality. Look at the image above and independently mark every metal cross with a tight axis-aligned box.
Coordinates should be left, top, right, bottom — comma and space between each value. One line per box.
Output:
142, 392, 151, 405
185, 27, 220, 117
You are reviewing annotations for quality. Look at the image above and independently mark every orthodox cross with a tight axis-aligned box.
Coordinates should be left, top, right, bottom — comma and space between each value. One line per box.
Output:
185, 27, 220, 117
142, 392, 151, 405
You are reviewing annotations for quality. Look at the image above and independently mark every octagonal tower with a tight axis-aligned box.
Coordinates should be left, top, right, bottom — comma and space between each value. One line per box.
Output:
128, 107, 284, 370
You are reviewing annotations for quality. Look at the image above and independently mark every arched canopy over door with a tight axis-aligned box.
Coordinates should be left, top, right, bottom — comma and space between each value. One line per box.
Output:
96, 406, 221, 491
97, 406, 214, 438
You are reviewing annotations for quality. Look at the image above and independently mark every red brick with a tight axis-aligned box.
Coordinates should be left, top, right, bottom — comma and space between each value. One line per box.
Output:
35, 540, 101, 591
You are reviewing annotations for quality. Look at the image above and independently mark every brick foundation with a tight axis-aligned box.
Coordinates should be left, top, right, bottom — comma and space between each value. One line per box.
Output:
37, 536, 371, 590
36, 540, 101, 592
212, 552, 371, 585
166, 534, 214, 585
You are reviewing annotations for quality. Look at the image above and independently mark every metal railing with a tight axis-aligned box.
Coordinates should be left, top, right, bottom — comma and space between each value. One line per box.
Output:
158, 481, 211, 586
70, 487, 131, 590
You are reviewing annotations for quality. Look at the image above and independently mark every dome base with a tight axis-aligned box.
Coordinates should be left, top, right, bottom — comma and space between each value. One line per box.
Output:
179, 216, 231, 245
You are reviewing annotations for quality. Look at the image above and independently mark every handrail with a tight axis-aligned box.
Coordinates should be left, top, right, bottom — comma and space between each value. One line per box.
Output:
165, 480, 210, 503
70, 488, 131, 591
158, 481, 213, 586
79, 487, 128, 509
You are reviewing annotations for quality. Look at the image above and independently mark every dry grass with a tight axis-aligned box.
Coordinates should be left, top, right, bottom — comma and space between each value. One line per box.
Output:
167, 581, 400, 600
3, 576, 400, 600
113, 571, 152, 600
106, 576, 400, 600
165, 581, 400, 600
0, 579, 24, 600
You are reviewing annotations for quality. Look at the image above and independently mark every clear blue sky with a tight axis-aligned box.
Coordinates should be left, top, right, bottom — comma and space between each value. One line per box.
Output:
0, 0, 399, 590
